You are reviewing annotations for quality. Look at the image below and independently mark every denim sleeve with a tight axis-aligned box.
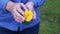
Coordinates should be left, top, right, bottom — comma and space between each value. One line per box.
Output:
0, 0, 10, 10
29, 0, 45, 8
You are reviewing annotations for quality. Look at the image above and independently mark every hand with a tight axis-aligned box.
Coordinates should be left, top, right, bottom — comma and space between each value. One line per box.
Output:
6, 1, 27, 23
25, 2, 36, 20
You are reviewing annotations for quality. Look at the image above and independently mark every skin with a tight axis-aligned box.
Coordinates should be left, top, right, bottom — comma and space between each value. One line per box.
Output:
6, 1, 36, 23
25, 2, 36, 20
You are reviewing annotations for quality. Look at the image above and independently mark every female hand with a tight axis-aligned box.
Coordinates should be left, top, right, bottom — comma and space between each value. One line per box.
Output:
6, 1, 27, 23
25, 2, 36, 20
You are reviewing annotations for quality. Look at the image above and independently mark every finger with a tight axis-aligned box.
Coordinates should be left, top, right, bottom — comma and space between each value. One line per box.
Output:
16, 15, 25, 22
20, 3, 28, 11
15, 17, 22, 23
13, 12, 22, 23
26, 5, 33, 11
32, 10, 36, 20
15, 12, 25, 22
15, 16, 22, 23
17, 7, 24, 15
14, 9, 25, 22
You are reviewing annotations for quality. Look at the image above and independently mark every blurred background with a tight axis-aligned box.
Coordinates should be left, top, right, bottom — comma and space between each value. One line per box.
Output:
39, 0, 60, 34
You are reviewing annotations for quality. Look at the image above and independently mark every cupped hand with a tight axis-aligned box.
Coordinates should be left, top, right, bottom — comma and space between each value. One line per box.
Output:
6, 1, 28, 23
25, 2, 36, 20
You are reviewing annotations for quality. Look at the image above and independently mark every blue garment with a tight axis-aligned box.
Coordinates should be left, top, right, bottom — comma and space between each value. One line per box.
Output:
0, 0, 45, 31
0, 23, 39, 34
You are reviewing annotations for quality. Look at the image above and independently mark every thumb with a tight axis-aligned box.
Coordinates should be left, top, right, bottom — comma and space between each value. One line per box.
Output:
32, 10, 36, 20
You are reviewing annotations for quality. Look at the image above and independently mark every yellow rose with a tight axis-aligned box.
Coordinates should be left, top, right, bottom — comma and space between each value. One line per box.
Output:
24, 10, 33, 22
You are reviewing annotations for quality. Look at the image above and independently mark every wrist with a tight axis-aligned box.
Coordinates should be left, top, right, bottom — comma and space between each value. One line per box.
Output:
6, 1, 14, 11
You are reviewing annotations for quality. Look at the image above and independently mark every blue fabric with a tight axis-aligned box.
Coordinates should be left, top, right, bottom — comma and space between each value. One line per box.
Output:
20, 23, 39, 34
0, 23, 39, 34
0, 27, 17, 34
0, 0, 45, 31
29, 0, 45, 8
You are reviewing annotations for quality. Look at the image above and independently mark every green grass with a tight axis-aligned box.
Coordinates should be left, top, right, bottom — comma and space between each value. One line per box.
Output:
39, 0, 60, 34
